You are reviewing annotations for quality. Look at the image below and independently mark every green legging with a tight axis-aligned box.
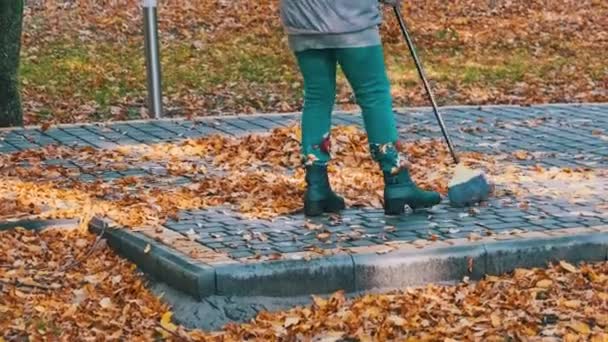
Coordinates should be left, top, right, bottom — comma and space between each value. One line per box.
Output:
295, 45, 399, 167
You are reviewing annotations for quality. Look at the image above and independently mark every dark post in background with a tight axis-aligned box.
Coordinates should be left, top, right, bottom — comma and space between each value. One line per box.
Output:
0, 0, 25, 127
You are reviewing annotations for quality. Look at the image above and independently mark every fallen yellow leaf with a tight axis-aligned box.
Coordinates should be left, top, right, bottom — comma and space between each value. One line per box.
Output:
568, 320, 591, 335
160, 311, 178, 333
564, 333, 580, 342
304, 221, 323, 230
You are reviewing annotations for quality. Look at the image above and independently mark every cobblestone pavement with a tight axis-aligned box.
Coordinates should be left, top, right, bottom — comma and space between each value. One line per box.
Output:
2, 104, 608, 263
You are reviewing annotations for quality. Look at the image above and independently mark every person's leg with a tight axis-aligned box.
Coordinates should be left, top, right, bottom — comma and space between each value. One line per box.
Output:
335, 45, 397, 146
295, 49, 337, 165
337, 45, 440, 214
294, 49, 345, 216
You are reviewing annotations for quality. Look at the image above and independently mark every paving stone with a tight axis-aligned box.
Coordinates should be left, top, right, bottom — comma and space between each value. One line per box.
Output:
557, 221, 586, 229
229, 250, 256, 259
530, 220, 566, 230
274, 245, 304, 254
237, 116, 280, 130
99, 171, 123, 180
346, 240, 376, 247
389, 230, 420, 239
499, 216, 530, 223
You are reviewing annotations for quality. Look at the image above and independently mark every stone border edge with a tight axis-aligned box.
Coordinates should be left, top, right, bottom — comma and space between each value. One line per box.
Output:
0, 218, 79, 231
89, 217, 215, 300
89, 216, 608, 298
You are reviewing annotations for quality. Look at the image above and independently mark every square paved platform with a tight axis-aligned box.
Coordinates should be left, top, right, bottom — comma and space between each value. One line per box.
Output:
2, 104, 607, 298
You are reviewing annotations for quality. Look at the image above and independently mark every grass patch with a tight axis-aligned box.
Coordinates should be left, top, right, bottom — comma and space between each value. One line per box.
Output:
460, 59, 527, 84
156, 34, 298, 92
386, 48, 532, 85
18, 26, 607, 123
21, 40, 145, 117
434, 50, 529, 85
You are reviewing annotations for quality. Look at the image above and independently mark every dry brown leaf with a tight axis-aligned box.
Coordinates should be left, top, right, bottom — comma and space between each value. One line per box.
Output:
40, 122, 52, 132
99, 297, 113, 309
305, 221, 323, 231
316, 231, 332, 242
563, 300, 581, 309
560, 260, 578, 273
387, 315, 407, 327
590, 334, 608, 342
284, 315, 300, 328
490, 312, 501, 328
536, 279, 553, 288
513, 150, 529, 160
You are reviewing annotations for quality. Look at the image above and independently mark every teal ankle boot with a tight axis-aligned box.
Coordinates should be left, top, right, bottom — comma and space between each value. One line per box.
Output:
383, 169, 442, 215
371, 142, 441, 215
304, 165, 345, 216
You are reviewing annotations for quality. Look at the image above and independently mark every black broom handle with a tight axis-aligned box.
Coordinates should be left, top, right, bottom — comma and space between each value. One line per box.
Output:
393, 5, 460, 164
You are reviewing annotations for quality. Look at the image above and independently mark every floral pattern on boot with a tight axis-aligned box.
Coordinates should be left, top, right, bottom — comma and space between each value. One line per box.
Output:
302, 133, 331, 167
370, 141, 411, 174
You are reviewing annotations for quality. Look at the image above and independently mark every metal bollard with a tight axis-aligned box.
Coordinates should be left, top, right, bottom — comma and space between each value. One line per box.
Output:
143, 0, 163, 119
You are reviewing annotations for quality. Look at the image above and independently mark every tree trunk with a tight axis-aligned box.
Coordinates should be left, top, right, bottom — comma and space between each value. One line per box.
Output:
0, 0, 24, 127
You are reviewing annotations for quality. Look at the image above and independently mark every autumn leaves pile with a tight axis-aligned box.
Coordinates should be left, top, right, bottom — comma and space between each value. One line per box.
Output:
217, 261, 608, 341
0, 228, 171, 340
2, 227, 607, 340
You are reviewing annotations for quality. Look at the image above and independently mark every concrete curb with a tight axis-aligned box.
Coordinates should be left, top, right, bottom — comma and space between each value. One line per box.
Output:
0, 218, 79, 231
483, 232, 608, 275
353, 243, 487, 291
89, 218, 215, 300
215, 253, 355, 296
90, 217, 608, 298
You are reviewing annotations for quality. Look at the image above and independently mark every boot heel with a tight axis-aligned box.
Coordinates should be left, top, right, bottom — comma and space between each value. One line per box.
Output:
384, 198, 406, 215
304, 200, 324, 217
324, 198, 346, 213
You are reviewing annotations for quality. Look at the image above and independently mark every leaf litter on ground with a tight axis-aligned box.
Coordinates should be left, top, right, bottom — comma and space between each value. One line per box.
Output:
0, 123, 606, 340
2, 227, 607, 341
1, 125, 604, 232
